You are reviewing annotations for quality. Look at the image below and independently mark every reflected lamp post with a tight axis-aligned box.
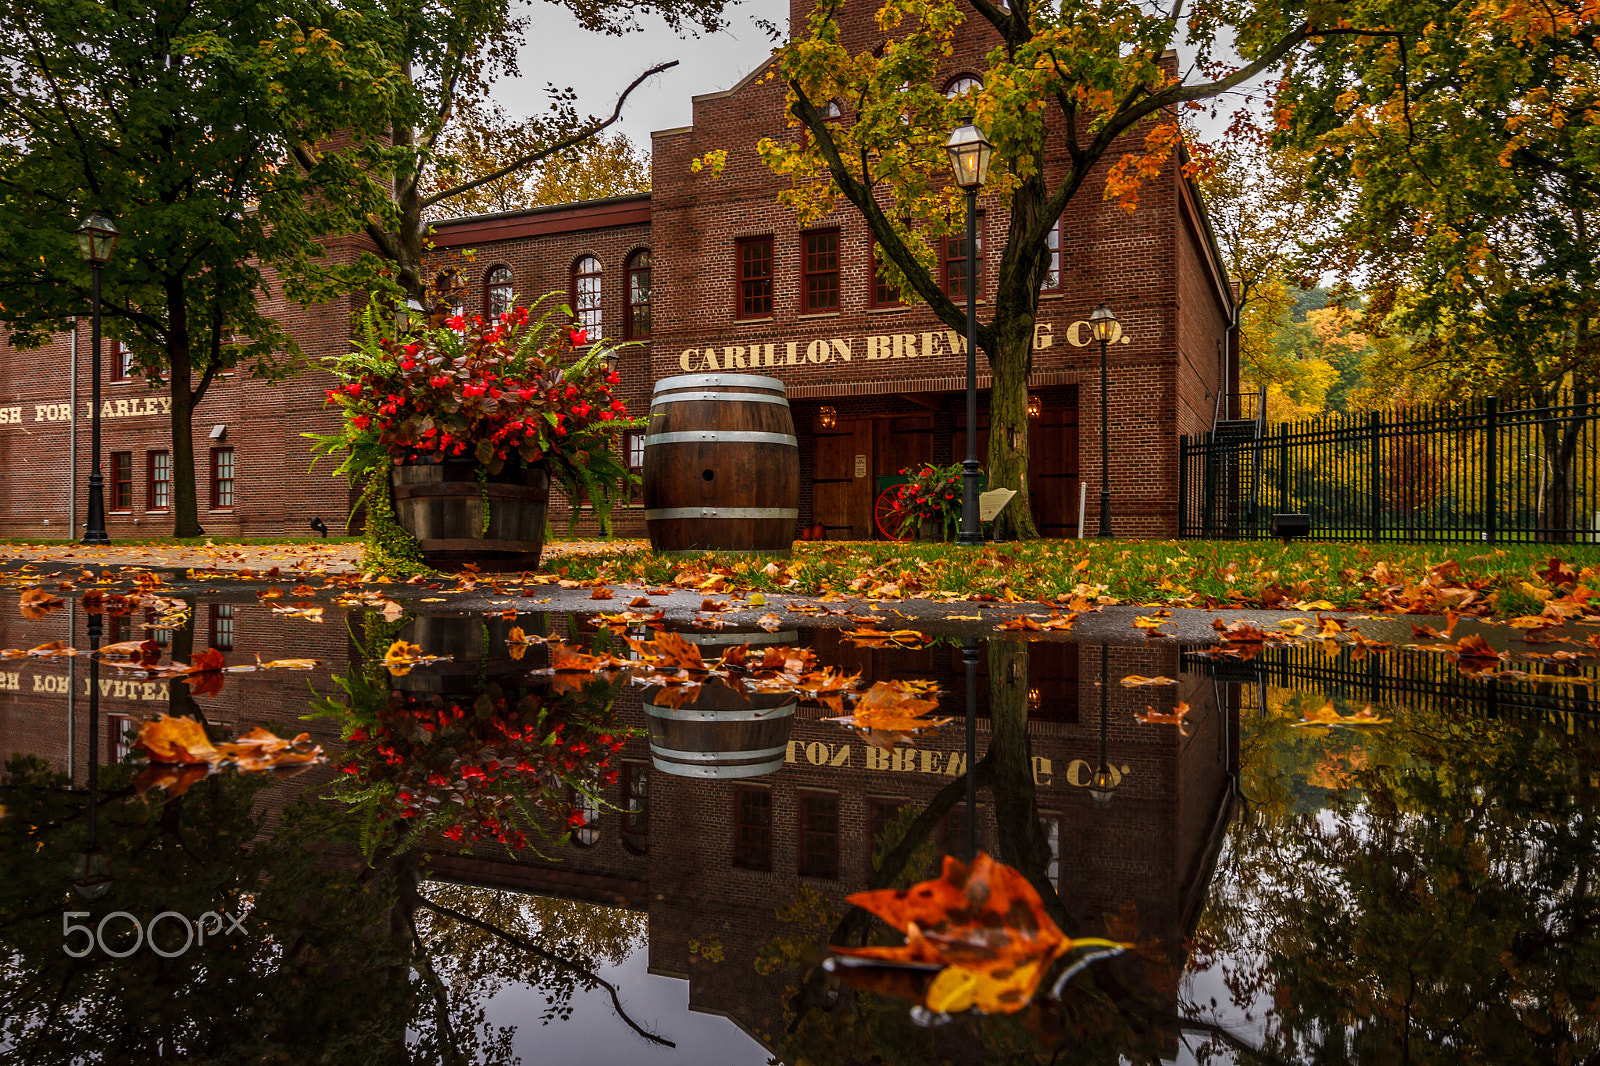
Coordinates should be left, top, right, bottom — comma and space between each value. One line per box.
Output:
75, 213, 118, 545
1088, 644, 1119, 807
945, 118, 993, 547
1090, 304, 1118, 538
962, 637, 980, 860
70, 612, 112, 901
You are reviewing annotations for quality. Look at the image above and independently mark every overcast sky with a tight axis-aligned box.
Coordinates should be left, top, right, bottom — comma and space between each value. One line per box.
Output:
495, 0, 791, 150
491, 0, 1254, 153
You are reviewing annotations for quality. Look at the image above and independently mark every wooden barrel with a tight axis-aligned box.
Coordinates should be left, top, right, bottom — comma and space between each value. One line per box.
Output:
645, 679, 797, 779
389, 614, 550, 698
391, 460, 548, 571
645, 627, 797, 778
643, 374, 799, 554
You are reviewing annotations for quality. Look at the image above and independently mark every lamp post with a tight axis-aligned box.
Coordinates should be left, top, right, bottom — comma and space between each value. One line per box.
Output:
70, 612, 113, 901
75, 213, 118, 545
1089, 304, 1118, 538
945, 118, 993, 547
1087, 643, 1119, 807
962, 637, 980, 860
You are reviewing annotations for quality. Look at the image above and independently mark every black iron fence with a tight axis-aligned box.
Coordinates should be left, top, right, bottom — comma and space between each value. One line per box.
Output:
1184, 644, 1600, 728
1179, 392, 1599, 542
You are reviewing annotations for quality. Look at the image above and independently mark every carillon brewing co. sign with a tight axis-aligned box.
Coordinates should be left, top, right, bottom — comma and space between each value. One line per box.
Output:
677, 317, 1131, 373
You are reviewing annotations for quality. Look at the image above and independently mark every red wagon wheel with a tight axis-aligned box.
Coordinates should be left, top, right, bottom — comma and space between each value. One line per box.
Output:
874, 486, 914, 541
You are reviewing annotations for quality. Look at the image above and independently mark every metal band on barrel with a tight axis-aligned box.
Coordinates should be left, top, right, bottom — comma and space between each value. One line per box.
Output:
650, 743, 789, 763
647, 759, 784, 779
644, 431, 797, 447
644, 703, 797, 721
643, 507, 799, 520
649, 390, 791, 406
653, 373, 786, 394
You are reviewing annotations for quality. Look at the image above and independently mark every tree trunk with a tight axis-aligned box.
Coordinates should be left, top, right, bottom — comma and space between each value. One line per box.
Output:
1540, 384, 1590, 542
984, 639, 1067, 923
166, 280, 205, 538
986, 326, 1040, 540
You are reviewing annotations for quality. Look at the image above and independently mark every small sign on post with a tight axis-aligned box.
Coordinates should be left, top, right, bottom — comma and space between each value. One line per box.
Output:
854, 455, 867, 478
978, 488, 1017, 523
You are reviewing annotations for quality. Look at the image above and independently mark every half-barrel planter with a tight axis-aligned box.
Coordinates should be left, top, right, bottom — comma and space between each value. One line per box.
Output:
643, 374, 799, 554
391, 459, 548, 571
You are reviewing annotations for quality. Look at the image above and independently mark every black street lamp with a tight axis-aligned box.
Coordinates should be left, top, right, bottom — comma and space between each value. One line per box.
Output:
75, 213, 118, 545
962, 637, 980, 860
1088, 644, 1119, 807
945, 118, 993, 547
1090, 304, 1118, 538
70, 613, 113, 901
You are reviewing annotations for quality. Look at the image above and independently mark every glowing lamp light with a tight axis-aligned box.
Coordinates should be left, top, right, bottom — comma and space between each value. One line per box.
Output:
819, 405, 837, 430
1089, 303, 1118, 344
943, 118, 994, 190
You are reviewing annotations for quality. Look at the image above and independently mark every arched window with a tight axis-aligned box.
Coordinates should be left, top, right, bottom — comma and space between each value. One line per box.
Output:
625, 250, 651, 341
621, 762, 648, 855
823, 99, 843, 120
572, 255, 602, 338
485, 265, 513, 319
944, 74, 983, 98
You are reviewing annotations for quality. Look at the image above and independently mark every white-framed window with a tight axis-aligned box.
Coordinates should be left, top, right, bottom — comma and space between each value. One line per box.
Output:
486, 265, 513, 319
573, 256, 602, 337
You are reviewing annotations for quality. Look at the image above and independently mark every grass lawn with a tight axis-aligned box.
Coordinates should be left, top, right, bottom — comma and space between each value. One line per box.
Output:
547, 538, 1600, 617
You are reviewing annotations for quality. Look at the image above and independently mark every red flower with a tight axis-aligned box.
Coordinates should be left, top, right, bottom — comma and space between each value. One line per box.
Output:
570, 328, 588, 346
567, 809, 588, 828
447, 314, 465, 330
442, 825, 464, 842
403, 343, 419, 356
351, 415, 371, 430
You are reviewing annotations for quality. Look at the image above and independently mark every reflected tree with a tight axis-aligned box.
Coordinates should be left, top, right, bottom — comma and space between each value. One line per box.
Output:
1192, 695, 1600, 1062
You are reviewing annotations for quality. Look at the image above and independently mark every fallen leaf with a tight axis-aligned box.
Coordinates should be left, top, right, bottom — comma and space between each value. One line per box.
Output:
19, 588, 65, 619
828, 853, 1128, 1014
1135, 700, 1192, 735
1121, 675, 1179, 687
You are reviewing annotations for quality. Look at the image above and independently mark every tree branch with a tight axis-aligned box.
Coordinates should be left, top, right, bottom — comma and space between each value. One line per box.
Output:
415, 893, 677, 1048
788, 83, 987, 346
423, 61, 680, 209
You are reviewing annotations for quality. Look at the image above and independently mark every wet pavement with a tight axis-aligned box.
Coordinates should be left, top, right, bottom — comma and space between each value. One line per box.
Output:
0, 590, 1596, 1064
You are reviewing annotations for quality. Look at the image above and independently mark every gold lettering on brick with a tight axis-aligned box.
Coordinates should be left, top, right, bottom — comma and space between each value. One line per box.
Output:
785, 342, 800, 365
723, 346, 746, 369
865, 336, 890, 360
830, 338, 852, 362
895, 334, 918, 359
804, 340, 830, 364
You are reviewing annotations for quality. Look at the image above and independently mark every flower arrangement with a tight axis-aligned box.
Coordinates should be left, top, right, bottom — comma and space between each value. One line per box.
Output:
310, 295, 646, 561
331, 677, 632, 854
889, 462, 964, 540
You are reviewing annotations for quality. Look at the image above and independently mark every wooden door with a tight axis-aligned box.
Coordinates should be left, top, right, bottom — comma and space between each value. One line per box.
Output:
1030, 399, 1080, 538
811, 419, 873, 538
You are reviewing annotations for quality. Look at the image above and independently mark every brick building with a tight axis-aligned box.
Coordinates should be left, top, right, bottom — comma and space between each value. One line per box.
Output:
0, 2, 1235, 542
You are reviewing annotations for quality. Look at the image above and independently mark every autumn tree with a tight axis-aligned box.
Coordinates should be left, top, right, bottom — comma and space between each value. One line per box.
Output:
758, 0, 1347, 537
280, 0, 726, 309
426, 107, 651, 219
1276, 0, 1599, 534
0, 0, 354, 537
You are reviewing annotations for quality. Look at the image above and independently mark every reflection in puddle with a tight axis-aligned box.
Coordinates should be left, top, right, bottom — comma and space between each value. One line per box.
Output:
0, 598, 1595, 1063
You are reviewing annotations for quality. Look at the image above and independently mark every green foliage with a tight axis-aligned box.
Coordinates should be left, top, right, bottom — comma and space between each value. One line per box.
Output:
0, 0, 357, 536
753, 0, 1332, 537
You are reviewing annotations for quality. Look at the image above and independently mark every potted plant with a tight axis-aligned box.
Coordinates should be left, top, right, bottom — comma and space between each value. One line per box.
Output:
888, 463, 964, 542
312, 297, 645, 571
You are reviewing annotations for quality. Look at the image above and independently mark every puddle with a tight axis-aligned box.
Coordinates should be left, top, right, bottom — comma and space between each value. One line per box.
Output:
0, 596, 1596, 1063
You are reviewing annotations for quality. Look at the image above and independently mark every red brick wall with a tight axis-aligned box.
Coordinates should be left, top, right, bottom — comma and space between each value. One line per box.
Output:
0, 4, 1233, 542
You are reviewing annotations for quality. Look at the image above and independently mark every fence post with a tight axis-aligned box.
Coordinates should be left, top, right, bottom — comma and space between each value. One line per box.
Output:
1369, 411, 1381, 542
1278, 423, 1289, 516
1178, 435, 1189, 538
1485, 395, 1498, 543
1201, 431, 1216, 538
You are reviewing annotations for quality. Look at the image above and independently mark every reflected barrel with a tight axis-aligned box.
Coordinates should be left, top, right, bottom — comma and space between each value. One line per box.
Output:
642, 374, 799, 555
644, 628, 798, 779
